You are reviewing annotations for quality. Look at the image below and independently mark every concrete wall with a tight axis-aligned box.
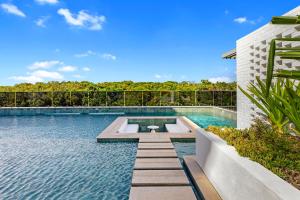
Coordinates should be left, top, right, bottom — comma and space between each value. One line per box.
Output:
195, 129, 300, 200
236, 6, 300, 128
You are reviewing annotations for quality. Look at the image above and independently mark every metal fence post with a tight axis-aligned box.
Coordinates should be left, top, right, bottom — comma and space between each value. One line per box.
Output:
123, 91, 126, 106
221, 91, 223, 107
32, 92, 35, 107
194, 91, 197, 106
69, 91, 72, 106
212, 91, 215, 106
105, 91, 108, 107
88, 91, 90, 107
159, 91, 162, 106
51, 91, 54, 107
231, 91, 233, 107
14, 92, 17, 107
142, 91, 144, 106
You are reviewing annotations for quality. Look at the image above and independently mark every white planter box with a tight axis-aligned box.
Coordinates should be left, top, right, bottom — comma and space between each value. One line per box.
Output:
195, 128, 300, 200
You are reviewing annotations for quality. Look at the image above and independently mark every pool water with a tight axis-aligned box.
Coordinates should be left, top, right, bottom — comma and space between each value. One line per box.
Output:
0, 113, 235, 200
128, 118, 176, 132
0, 115, 137, 200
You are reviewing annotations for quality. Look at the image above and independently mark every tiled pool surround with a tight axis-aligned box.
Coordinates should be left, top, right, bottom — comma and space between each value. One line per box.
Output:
0, 106, 236, 120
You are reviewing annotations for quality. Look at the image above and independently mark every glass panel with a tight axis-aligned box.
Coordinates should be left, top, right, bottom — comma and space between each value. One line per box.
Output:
222, 91, 232, 106
125, 91, 143, 106
213, 91, 223, 106
0, 92, 15, 107
232, 91, 236, 107
32, 92, 52, 107
16, 92, 34, 107
89, 91, 106, 106
161, 91, 177, 106
196, 91, 213, 106
53, 92, 71, 107
143, 91, 160, 106
177, 91, 195, 106
70, 92, 88, 106
107, 92, 124, 106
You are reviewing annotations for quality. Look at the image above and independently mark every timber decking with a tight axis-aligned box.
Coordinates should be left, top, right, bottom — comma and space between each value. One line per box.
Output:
129, 135, 197, 200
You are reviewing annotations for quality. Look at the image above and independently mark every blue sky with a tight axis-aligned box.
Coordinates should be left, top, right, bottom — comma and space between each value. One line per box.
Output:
0, 0, 299, 85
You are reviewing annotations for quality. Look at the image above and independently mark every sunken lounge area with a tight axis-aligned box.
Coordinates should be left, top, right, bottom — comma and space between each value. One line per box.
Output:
97, 116, 198, 142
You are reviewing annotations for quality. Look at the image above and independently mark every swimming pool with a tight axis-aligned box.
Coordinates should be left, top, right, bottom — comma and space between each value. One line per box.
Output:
0, 112, 235, 199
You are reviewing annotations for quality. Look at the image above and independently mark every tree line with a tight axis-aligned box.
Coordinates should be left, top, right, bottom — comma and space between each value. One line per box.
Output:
0, 80, 236, 92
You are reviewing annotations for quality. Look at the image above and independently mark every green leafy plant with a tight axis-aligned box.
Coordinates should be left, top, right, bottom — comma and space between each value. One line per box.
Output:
273, 80, 300, 135
271, 16, 300, 24
239, 16, 300, 134
266, 38, 300, 96
207, 119, 300, 190
239, 77, 289, 131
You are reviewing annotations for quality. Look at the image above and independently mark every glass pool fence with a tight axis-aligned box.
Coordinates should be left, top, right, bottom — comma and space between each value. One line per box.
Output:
0, 91, 236, 110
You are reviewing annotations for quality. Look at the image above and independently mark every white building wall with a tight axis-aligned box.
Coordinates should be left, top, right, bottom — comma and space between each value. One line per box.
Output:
237, 6, 300, 128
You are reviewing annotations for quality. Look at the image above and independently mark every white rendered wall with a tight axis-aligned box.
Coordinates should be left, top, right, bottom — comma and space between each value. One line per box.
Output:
237, 6, 300, 128
195, 129, 300, 200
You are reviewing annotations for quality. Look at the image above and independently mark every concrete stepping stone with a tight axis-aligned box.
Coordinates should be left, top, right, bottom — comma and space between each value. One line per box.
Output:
139, 137, 171, 143
132, 170, 190, 186
138, 143, 174, 149
134, 158, 182, 170
136, 149, 178, 158
129, 186, 197, 200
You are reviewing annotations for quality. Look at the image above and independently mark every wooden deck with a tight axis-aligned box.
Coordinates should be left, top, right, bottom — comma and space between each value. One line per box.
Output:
129, 135, 197, 200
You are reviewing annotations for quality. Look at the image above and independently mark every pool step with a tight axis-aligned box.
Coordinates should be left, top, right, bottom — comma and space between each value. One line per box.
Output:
134, 158, 182, 170
138, 142, 174, 150
129, 186, 197, 200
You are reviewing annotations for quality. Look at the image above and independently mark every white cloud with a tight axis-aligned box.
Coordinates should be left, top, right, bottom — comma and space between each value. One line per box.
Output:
57, 8, 106, 30
101, 53, 117, 60
31, 70, 63, 79
234, 17, 247, 24
10, 70, 63, 83
1, 3, 26, 17
154, 74, 173, 80
75, 50, 96, 58
28, 60, 63, 70
234, 16, 263, 25
208, 76, 232, 83
82, 67, 91, 71
58, 65, 77, 72
35, 16, 50, 28
154, 74, 162, 79
73, 74, 83, 78
35, 0, 59, 5
180, 75, 187, 80
10, 75, 43, 83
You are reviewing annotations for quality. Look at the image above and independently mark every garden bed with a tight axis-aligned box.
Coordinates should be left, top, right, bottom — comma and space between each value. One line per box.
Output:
207, 120, 300, 190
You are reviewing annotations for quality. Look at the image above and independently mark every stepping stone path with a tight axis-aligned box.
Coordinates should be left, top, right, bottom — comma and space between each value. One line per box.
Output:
129, 135, 197, 200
